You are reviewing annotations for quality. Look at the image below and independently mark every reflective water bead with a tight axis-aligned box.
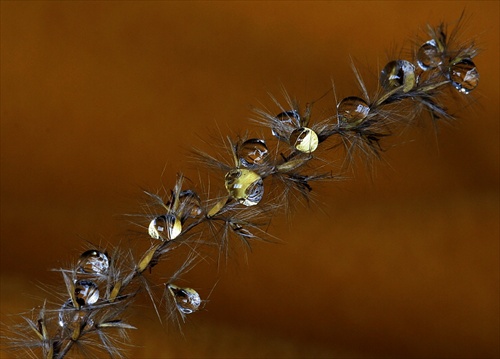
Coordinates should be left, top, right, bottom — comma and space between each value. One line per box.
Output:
448, 59, 479, 94
271, 110, 301, 140
148, 214, 182, 241
58, 300, 94, 329
337, 96, 370, 127
224, 169, 264, 206
74, 280, 99, 306
380, 60, 416, 92
417, 39, 442, 70
289, 127, 319, 153
166, 283, 201, 315
77, 250, 109, 275
178, 190, 203, 218
238, 138, 269, 168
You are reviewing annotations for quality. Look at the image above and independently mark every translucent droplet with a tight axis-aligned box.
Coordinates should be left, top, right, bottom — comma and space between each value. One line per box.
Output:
58, 300, 95, 330
167, 283, 201, 315
417, 39, 442, 70
238, 139, 269, 168
289, 127, 319, 153
74, 280, 99, 306
178, 190, 203, 218
225, 169, 264, 206
272, 110, 301, 140
337, 96, 370, 127
77, 250, 109, 275
380, 60, 416, 92
449, 59, 479, 94
148, 214, 182, 241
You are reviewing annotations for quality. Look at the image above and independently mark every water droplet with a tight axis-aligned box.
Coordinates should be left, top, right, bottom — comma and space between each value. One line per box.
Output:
148, 214, 182, 241
224, 169, 264, 206
58, 300, 95, 330
272, 110, 300, 140
380, 60, 416, 92
77, 250, 109, 275
289, 127, 319, 153
449, 59, 479, 94
337, 96, 370, 127
178, 190, 203, 218
238, 139, 269, 168
167, 283, 201, 315
74, 280, 99, 306
417, 39, 442, 70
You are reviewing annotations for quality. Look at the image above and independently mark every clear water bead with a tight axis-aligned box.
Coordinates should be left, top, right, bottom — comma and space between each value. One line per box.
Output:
380, 60, 416, 92
238, 138, 269, 168
449, 59, 479, 94
289, 127, 319, 153
58, 300, 94, 329
225, 169, 264, 206
337, 96, 370, 127
167, 283, 201, 315
148, 214, 182, 241
271, 110, 301, 140
77, 250, 109, 275
417, 39, 442, 70
178, 190, 203, 218
74, 280, 99, 306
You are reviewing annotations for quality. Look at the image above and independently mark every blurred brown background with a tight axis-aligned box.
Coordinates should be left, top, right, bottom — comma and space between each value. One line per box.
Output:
1, 1, 498, 358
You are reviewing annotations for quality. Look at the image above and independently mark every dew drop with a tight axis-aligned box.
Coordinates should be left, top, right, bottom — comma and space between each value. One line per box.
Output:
77, 250, 109, 275
290, 127, 319, 153
58, 300, 94, 329
337, 96, 370, 127
271, 110, 300, 140
178, 190, 203, 218
238, 139, 269, 168
224, 169, 264, 206
74, 280, 99, 306
167, 283, 201, 315
148, 214, 182, 241
380, 60, 416, 92
416, 39, 442, 70
449, 58, 479, 94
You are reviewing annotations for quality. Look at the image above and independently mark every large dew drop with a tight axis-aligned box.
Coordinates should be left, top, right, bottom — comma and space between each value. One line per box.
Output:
148, 214, 182, 241
416, 39, 442, 70
238, 138, 269, 168
225, 169, 264, 206
271, 110, 301, 141
289, 127, 319, 153
166, 283, 201, 315
449, 58, 479, 94
77, 250, 109, 275
337, 96, 370, 127
380, 60, 416, 93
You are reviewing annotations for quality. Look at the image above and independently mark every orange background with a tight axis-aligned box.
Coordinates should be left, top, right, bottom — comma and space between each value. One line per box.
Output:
1, 1, 498, 358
